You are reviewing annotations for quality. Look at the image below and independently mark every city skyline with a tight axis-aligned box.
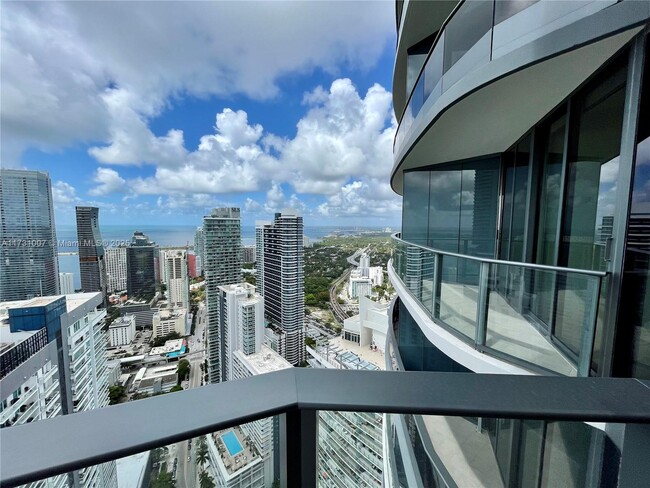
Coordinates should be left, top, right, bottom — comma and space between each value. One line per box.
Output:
1, 1, 400, 228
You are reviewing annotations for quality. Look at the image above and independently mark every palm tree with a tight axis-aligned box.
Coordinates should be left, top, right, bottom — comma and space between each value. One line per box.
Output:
199, 470, 215, 488
195, 436, 209, 468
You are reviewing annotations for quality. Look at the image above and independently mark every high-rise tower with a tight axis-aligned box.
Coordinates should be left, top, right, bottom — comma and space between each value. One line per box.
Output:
203, 208, 242, 384
257, 212, 305, 366
162, 249, 189, 310
126, 231, 157, 299
0, 169, 59, 301
75, 207, 107, 299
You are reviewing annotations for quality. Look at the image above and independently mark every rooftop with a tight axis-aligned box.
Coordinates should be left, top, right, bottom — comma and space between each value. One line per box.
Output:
212, 426, 260, 477
149, 339, 185, 356
234, 345, 292, 375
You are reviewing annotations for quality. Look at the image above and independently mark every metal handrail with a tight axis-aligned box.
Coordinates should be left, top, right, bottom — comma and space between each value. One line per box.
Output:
392, 233, 607, 278
2, 368, 650, 488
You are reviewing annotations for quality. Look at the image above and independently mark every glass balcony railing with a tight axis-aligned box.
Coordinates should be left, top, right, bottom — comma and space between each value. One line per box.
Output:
2, 368, 649, 488
394, 0, 616, 153
391, 233, 607, 376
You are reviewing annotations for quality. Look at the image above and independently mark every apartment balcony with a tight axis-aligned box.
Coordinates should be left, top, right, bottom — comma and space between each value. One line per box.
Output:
390, 233, 608, 376
392, 0, 649, 193
0, 368, 646, 488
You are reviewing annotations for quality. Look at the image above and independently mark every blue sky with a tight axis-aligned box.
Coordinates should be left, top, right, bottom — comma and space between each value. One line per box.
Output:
2, 1, 401, 228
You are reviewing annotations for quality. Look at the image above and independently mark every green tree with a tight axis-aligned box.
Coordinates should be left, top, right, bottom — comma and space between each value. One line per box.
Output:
151, 332, 181, 348
195, 436, 209, 468
305, 337, 316, 348
108, 385, 126, 405
199, 471, 216, 488
176, 359, 191, 383
149, 471, 175, 488
170, 385, 183, 392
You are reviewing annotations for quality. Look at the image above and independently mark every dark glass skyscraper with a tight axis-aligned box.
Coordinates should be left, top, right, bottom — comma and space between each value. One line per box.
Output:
126, 231, 157, 300
257, 212, 305, 366
0, 169, 59, 301
75, 206, 107, 299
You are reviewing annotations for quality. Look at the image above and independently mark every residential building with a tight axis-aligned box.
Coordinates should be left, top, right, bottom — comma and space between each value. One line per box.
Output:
75, 206, 107, 298
0, 169, 59, 301
232, 346, 292, 488
255, 221, 270, 296
303, 235, 311, 248
0, 292, 117, 487
256, 212, 305, 366
188, 252, 198, 278
206, 426, 265, 488
59, 273, 75, 295
203, 208, 242, 384
217, 283, 263, 382
126, 232, 157, 299
162, 249, 190, 310
348, 272, 372, 300
307, 333, 386, 488
105, 247, 127, 292
194, 226, 204, 276
368, 266, 383, 287
388, 1, 650, 486
242, 245, 256, 263
152, 309, 187, 338
108, 314, 135, 347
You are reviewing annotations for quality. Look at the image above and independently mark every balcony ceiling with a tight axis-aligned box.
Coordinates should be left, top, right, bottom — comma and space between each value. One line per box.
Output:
393, 0, 458, 119
391, 27, 641, 195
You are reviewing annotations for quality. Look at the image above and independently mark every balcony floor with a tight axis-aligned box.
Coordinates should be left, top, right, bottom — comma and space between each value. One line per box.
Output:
431, 282, 576, 375
422, 415, 504, 488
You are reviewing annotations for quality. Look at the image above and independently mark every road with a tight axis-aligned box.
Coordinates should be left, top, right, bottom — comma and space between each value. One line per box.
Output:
329, 267, 351, 323
171, 302, 206, 488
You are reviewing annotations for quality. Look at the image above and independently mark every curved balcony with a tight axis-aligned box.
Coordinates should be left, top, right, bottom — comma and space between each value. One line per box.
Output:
390, 234, 607, 376
394, 0, 619, 156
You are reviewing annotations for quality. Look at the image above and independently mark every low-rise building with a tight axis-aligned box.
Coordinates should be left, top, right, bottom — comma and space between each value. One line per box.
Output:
342, 296, 389, 352
148, 338, 186, 358
152, 308, 187, 338
108, 314, 135, 347
131, 364, 177, 394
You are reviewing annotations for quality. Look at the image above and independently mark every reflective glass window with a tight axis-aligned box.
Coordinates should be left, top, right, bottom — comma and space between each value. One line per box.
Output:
402, 170, 430, 245
618, 39, 650, 378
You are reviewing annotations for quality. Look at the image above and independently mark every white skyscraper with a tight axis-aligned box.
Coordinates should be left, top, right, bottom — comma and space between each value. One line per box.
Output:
59, 272, 75, 294
203, 208, 242, 384
256, 212, 305, 366
162, 249, 190, 310
216, 283, 264, 382
105, 247, 127, 292
0, 292, 117, 488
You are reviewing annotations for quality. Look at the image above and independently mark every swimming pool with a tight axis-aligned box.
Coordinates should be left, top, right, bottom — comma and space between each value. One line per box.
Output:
222, 431, 243, 456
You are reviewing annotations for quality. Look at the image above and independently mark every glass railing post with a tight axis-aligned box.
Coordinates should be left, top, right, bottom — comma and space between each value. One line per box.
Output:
280, 409, 318, 488
577, 277, 603, 377
475, 262, 490, 347
432, 253, 441, 319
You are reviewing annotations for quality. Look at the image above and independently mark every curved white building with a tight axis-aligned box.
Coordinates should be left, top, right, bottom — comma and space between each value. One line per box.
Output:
387, 1, 650, 487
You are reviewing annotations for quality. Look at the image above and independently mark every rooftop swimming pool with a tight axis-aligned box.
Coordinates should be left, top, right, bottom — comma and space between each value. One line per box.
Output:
222, 430, 243, 456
